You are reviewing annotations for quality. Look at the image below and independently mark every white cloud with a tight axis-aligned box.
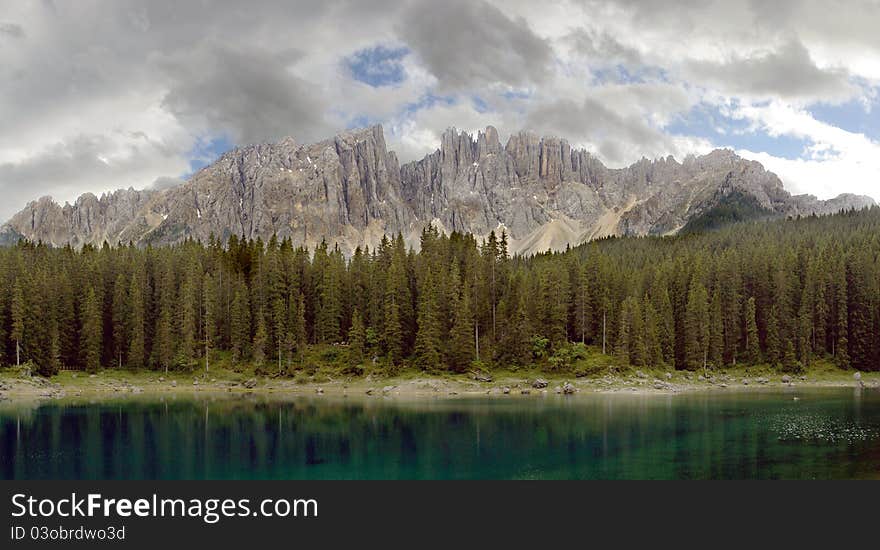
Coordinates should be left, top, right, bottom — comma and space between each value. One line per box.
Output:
732, 102, 880, 198
2, 0, 880, 222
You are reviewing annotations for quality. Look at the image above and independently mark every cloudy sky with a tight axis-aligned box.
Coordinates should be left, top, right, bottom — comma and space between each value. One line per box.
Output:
1, 0, 879, 220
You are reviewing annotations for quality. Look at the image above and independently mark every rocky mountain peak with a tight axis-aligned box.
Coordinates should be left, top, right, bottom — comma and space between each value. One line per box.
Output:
1, 124, 874, 255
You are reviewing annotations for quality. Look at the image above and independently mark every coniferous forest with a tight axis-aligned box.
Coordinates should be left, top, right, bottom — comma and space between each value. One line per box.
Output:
1, 208, 879, 378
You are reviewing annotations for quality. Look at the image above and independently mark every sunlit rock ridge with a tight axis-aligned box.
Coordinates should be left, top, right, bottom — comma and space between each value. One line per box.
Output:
0, 125, 873, 255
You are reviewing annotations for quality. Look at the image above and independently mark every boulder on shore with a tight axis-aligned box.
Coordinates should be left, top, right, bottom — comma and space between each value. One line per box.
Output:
532, 378, 548, 389
562, 382, 576, 395
471, 371, 493, 383
242, 378, 257, 389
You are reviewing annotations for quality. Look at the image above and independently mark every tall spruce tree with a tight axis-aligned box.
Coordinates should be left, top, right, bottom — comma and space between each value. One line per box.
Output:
230, 278, 251, 363
111, 273, 128, 368
81, 286, 102, 373
448, 284, 475, 372
413, 270, 442, 370
684, 282, 709, 370
10, 278, 25, 366
128, 269, 146, 369
349, 308, 366, 368
745, 297, 760, 365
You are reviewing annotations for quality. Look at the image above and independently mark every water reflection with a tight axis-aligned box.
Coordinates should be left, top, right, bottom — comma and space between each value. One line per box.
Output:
1, 389, 878, 479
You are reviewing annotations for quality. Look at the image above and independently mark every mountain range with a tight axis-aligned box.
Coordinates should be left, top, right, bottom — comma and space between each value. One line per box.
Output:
0, 125, 873, 255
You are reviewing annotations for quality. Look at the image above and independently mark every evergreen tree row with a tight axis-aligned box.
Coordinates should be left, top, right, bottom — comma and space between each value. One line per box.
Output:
2, 207, 879, 376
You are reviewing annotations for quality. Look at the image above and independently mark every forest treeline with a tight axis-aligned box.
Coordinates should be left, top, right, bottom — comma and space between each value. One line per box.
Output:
1, 208, 879, 377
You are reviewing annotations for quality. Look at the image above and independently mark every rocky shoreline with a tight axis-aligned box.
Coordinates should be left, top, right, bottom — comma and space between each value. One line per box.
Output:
0, 367, 875, 403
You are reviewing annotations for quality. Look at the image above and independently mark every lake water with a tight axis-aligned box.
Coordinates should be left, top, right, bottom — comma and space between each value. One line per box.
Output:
1, 388, 878, 479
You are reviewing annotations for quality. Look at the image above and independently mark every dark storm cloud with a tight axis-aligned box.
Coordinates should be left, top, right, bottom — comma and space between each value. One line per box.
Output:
396, 0, 552, 89
565, 28, 643, 67
157, 44, 332, 145
525, 96, 679, 165
0, 22, 24, 38
0, 134, 172, 213
685, 40, 855, 102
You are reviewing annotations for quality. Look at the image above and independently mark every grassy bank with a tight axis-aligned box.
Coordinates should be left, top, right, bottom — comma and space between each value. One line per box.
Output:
0, 353, 874, 402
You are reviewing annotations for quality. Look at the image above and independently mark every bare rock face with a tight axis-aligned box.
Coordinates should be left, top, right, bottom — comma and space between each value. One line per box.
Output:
2, 124, 874, 255
142, 125, 415, 252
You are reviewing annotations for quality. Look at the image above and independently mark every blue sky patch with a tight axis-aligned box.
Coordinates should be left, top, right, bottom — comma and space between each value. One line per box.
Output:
590, 64, 669, 86
666, 103, 810, 160
185, 134, 234, 177
809, 98, 880, 140
345, 45, 409, 87
403, 93, 456, 114
472, 95, 490, 113
591, 64, 644, 85
500, 89, 532, 101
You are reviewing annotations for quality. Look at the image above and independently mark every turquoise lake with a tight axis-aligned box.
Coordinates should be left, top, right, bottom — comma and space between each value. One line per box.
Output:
1, 388, 878, 479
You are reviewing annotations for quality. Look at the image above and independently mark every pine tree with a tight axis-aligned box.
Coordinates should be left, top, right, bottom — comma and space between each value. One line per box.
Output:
448, 285, 475, 372
384, 299, 403, 366
615, 298, 631, 362
349, 308, 366, 368
745, 297, 760, 365
231, 278, 251, 363
203, 272, 217, 373
56, 273, 79, 369
643, 296, 662, 367
797, 284, 812, 368
709, 287, 724, 368
383, 255, 406, 366
252, 310, 268, 367
813, 269, 828, 355
684, 282, 709, 370
628, 297, 647, 367
154, 262, 175, 373
413, 271, 442, 370
655, 287, 675, 365
293, 292, 307, 367
128, 270, 146, 369
782, 339, 800, 373
47, 319, 62, 376
270, 296, 286, 373
316, 252, 342, 344
846, 253, 872, 370
499, 289, 532, 367
81, 286, 102, 373
834, 260, 850, 368
111, 273, 128, 368
574, 264, 591, 343
10, 278, 24, 366
766, 304, 781, 366
177, 260, 199, 366
541, 269, 569, 347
